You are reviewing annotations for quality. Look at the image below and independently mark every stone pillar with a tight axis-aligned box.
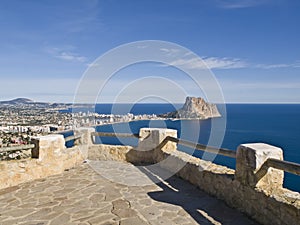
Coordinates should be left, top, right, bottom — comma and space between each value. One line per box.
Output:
74, 127, 95, 146
74, 127, 95, 160
235, 143, 284, 191
31, 135, 65, 161
137, 128, 177, 163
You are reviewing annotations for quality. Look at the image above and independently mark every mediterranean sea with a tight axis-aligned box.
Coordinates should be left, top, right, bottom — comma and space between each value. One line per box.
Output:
91, 103, 300, 192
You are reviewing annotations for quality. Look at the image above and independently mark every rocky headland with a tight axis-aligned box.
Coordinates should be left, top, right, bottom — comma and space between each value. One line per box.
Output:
160, 96, 221, 119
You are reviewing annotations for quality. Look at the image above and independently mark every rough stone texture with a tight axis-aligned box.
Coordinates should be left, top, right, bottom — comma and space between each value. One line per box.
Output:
88, 144, 133, 162
74, 127, 96, 159
0, 163, 258, 225
0, 135, 84, 190
1, 127, 299, 225
133, 129, 299, 225
161, 96, 221, 119
86, 129, 300, 225
74, 127, 95, 146
180, 160, 299, 225
138, 128, 177, 151
138, 128, 177, 163
236, 143, 284, 191
33, 135, 66, 162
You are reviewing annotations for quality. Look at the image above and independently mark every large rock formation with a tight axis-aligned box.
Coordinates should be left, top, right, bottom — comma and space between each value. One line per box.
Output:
161, 96, 221, 119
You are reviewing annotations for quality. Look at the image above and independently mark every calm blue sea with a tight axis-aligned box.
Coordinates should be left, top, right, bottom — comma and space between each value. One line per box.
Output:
71, 104, 300, 192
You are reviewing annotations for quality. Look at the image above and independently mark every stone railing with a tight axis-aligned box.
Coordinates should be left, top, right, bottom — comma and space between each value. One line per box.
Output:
0, 133, 85, 189
0, 127, 299, 225
0, 144, 35, 160
0, 132, 81, 161
83, 127, 300, 225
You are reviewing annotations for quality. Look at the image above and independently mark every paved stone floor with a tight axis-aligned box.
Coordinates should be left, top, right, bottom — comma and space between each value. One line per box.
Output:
0, 161, 259, 225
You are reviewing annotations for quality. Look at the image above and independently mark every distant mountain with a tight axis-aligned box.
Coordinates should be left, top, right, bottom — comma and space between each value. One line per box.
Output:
0, 98, 34, 105
160, 96, 221, 119
0, 98, 72, 109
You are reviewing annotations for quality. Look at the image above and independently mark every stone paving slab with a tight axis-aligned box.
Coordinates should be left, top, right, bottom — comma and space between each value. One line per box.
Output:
0, 161, 259, 225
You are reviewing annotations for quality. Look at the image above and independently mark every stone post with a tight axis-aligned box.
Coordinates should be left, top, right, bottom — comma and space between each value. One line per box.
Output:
74, 127, 95, 160
74, 127, 95, 146
235, 143, 284, 192
137, 128, 177, 163
31, 135, 65, 161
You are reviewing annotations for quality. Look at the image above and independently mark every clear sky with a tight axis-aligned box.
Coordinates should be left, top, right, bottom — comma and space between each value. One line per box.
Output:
0, 0, 299, 103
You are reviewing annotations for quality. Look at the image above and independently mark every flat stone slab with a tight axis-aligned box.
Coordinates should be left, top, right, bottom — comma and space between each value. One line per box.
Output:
0, 161, 260, 225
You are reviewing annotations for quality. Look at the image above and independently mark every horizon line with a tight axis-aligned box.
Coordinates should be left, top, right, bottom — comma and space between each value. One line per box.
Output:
1, 97, 300, 105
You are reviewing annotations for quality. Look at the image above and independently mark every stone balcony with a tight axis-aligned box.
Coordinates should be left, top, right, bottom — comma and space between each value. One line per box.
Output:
0, 163, 258, 225
0, 127, 299, 225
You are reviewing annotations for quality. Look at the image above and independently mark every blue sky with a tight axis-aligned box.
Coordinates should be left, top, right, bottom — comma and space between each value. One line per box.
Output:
0, 0, 299, 103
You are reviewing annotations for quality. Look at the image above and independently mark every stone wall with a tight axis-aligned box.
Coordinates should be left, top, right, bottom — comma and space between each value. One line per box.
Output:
0, 134, 84, 190
156, 144, 300, 225
1, 127, 299, 225
88, 144, 133, 162
86, 127, 300, 225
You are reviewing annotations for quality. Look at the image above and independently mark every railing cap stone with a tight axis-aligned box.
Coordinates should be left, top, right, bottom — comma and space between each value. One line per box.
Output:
31, 134, 64, 141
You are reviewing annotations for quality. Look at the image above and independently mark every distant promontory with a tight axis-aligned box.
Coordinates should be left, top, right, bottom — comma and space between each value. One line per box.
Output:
160, 96, 221, 119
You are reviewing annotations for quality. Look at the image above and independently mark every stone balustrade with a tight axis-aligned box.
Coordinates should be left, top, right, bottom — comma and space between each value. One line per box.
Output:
84, 127, 300, 225
0, 134, 84, 189
0, 127, 299, 225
